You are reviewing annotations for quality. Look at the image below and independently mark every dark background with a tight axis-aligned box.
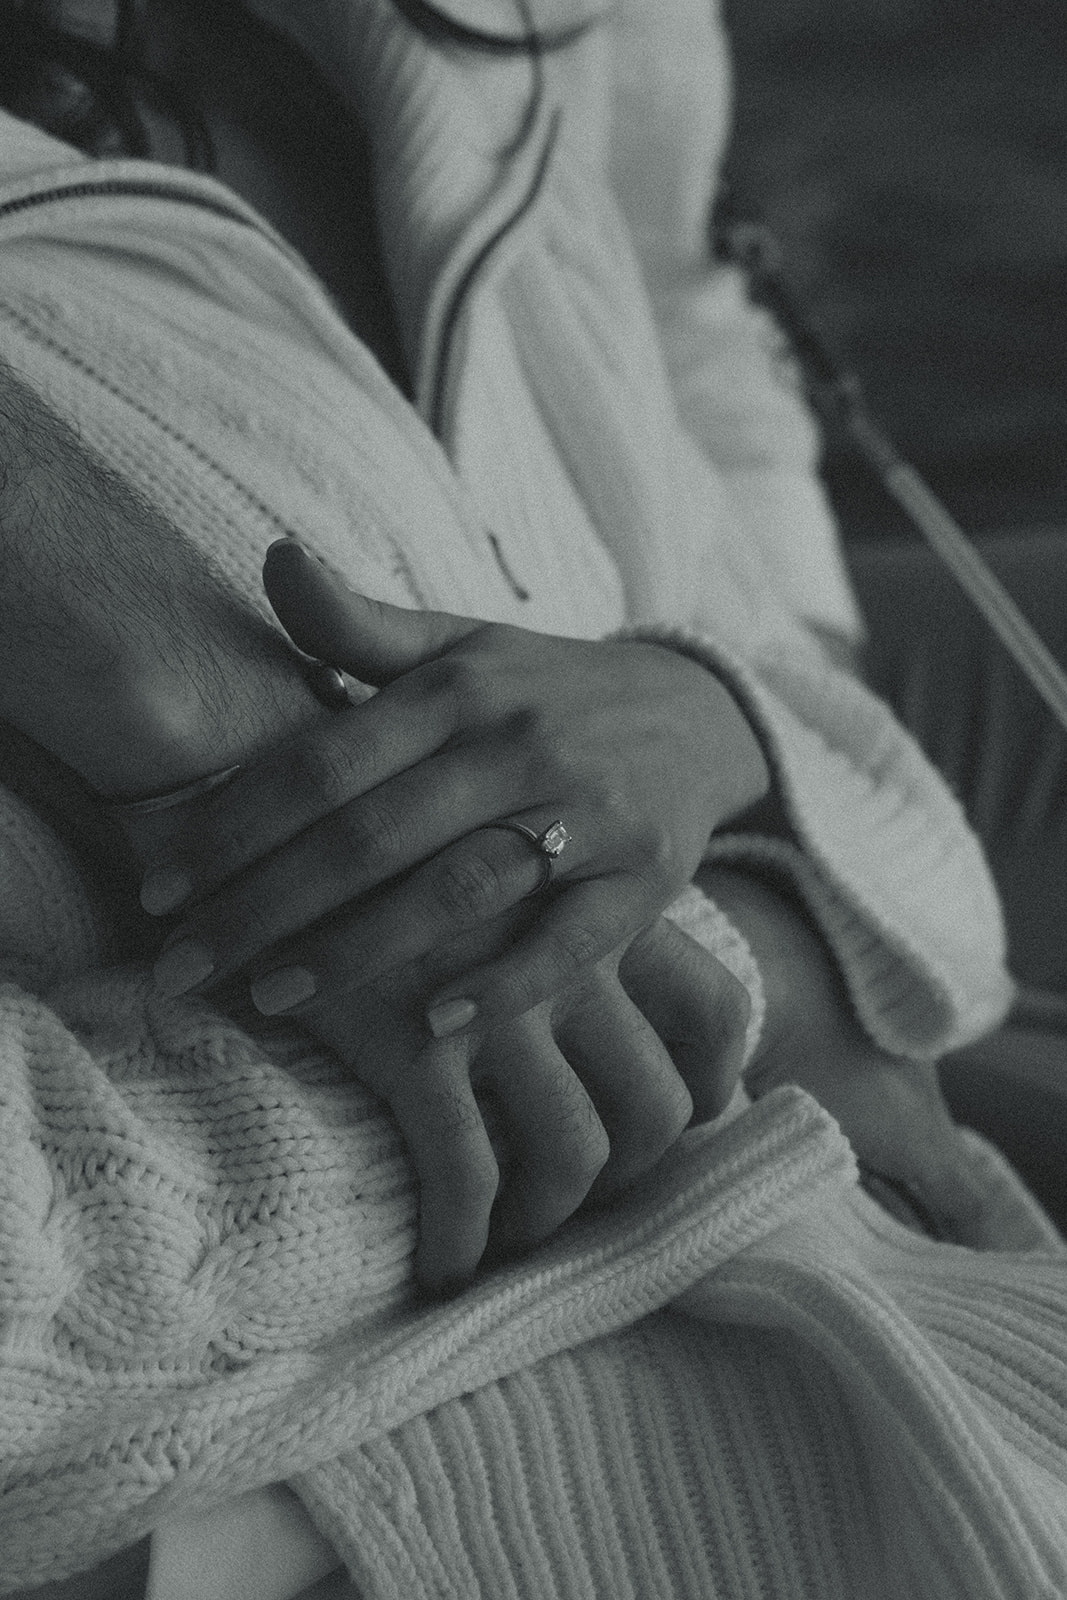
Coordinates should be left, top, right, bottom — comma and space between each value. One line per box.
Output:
723, 0, 1067, 541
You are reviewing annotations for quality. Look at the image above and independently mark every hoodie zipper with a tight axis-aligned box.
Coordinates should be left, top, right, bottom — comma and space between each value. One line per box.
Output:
0, 175, 268, 235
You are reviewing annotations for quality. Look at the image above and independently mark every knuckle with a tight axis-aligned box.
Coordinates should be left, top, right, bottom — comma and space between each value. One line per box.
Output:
505, 702, 549, 754
519, 718, 578, 793
572, 1117, 611, 1184
607, 1080, 692, 1187
647, 1077, 695, 1146
538, 1112, 610, 1199
440, 1142, 500, 1211
716, 969, 753, 1042
553, 919, 606, 974
630, 821, 681, 891
288, 730, 363, 811
597, 777, 640, 832
335, 797, 406, 871
431, 850, 505, 926
600, 777, 649, 835
424, 652, 492, 719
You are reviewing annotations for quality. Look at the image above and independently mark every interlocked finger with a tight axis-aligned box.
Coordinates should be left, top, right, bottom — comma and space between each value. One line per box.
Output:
554, 967, 694, 1204
477, 1015, 611, 1261
618, 919, 752, 1123
383, 1035, 501, 1295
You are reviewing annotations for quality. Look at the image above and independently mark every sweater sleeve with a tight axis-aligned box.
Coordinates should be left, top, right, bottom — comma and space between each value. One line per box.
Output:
626, 625, 1014, 1061
0, 959, 421, 1592
603, 0, 862, 643
598, 0, 1009, 1051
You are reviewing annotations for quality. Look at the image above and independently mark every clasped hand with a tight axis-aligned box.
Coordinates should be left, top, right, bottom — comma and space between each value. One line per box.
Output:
137, 540, 768, 1289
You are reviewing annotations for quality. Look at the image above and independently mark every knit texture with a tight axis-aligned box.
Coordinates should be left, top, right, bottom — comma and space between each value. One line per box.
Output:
0, 1, 1057, 1593
0, 954, 839, 1590
303, 1208, 1067, 1600
4, 964, 1062, 1600
628, 624, 1014, 1057
0, 870, 769, 1593
2, 954, 1064, 1596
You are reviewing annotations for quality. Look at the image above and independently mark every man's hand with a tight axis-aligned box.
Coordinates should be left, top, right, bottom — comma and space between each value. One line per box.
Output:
0, 362, 326, 802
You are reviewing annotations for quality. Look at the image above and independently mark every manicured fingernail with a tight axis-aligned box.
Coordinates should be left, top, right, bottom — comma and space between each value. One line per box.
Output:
140, 867, 192, 916
426, 997, 478, 1038
250, 966, 317, 1015
153, 939, 214, 998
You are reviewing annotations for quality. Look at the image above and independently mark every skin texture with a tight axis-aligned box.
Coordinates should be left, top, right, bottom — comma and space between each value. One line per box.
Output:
263, 910, 752, 1286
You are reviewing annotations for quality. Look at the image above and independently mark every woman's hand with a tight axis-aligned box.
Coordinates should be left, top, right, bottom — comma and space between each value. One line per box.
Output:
240, 910, 751, 1293
141, 539, 768, 1036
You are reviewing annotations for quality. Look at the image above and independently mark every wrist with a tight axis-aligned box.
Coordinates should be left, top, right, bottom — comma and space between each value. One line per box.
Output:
0, 361, 331, 806
613, 625, 796, 846
611, 627, 771, 824
93, 643, 329, 805
108, 662, 350, 863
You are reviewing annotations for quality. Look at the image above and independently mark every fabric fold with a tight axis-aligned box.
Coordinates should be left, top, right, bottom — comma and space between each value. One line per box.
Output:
0, 961, 850, 1592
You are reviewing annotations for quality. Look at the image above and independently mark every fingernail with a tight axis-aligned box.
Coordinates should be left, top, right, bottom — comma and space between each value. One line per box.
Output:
250, 966, 317, 1015
153, 939, 214, 998
140, 867, 192, 916
426, 997, 478, 1038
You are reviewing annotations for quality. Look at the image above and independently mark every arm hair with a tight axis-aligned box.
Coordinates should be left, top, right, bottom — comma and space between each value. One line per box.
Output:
0, 359, 322, 797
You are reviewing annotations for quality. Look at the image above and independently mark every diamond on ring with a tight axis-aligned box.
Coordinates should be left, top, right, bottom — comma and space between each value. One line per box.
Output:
538, 821, 572, 857
484, 818, 573, 896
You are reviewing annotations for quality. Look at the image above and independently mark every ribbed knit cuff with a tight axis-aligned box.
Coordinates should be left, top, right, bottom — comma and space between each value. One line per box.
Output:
618, 617, 900, 1051
614, 622, 1013, 1059
664, 883, 765, 1070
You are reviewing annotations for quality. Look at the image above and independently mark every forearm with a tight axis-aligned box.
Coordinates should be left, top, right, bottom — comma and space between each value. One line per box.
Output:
0, 360, 325, 802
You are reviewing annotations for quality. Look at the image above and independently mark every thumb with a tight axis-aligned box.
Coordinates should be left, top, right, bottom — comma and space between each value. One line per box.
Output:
263, 538, 480, 683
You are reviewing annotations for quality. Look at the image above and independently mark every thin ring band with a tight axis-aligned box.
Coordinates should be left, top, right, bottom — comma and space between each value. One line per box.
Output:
104, 658, 351, 814
483, 819, 572, 896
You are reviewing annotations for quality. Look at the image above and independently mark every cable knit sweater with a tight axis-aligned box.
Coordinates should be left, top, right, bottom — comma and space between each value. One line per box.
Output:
0, 1, 1063, 1595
